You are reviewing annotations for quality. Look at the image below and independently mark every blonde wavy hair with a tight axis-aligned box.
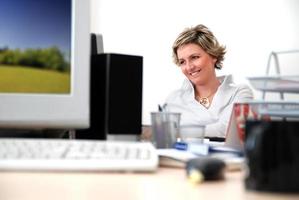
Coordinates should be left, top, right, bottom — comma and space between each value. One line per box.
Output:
172, 24, 226, 69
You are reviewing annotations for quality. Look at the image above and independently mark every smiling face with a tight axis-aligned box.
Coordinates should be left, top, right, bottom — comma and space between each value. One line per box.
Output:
177, 43, 217, 86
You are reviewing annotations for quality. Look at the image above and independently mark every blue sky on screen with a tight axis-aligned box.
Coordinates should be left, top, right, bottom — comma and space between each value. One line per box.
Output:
0, 0, 71, 54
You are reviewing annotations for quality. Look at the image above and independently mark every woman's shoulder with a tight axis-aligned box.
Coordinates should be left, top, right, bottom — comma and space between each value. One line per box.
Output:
219, 74, 254, 100
220, 75, 250, 89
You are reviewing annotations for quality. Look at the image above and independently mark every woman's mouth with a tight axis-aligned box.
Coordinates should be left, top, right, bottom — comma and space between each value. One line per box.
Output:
189, 69, 201, 77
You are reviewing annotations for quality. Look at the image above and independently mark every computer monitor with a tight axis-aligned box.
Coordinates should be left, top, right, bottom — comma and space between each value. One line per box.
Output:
0, 0, 90, 130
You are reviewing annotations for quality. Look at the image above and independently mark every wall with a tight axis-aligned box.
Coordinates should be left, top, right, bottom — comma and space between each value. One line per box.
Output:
90, 0, 299, 124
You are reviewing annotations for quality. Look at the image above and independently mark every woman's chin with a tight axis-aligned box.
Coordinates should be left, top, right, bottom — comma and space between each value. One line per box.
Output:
190, 78, 205, 85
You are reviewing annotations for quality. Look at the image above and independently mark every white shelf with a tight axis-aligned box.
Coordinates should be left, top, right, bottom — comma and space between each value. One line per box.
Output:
246, 50, 299, 118
247, 75, 299, 93
247, 101, 299, 118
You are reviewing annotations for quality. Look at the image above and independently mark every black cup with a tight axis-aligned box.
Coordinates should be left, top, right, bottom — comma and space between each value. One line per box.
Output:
244, 120, 299, 193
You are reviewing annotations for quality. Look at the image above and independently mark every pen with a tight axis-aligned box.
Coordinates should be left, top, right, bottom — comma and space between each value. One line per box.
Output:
158, 104, 163, 112
158, 103, 167, 112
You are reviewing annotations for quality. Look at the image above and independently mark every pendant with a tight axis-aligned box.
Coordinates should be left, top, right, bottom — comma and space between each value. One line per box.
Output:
199, 97, 210, 108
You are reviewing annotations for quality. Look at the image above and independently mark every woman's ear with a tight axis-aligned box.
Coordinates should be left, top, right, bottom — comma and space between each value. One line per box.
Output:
212, 57, 217, 64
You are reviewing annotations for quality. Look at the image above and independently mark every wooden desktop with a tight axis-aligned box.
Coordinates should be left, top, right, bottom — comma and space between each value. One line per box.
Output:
1, 128, 298, 200
0, 167, 298, 200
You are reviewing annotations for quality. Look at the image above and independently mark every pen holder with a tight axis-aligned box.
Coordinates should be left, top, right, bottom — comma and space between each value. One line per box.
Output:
150, 112, 181, 148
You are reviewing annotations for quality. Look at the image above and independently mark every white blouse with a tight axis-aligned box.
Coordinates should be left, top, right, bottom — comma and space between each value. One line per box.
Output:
164, 75, 253, 138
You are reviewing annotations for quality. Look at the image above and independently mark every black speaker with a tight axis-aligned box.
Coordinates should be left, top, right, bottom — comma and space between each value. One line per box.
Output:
90, 33, 104, 55
76, 53, 143, 140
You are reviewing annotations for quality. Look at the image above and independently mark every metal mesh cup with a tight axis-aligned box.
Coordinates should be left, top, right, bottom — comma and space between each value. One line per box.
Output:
150, 112, 181, 148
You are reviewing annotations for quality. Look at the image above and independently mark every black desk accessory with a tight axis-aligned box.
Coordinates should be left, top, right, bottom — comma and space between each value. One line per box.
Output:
76, 53, 143, 140
186, 157, 226, 184
245, 120, 299, 193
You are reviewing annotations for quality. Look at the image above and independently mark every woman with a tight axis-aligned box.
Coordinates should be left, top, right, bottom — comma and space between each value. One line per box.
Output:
164, 24, 253, 138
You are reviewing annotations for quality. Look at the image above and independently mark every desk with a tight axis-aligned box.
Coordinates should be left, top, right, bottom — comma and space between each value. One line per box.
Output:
0, 168, 298, 200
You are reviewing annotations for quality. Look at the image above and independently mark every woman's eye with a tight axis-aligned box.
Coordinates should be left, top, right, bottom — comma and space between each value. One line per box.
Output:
178, 60, 185, 66
191, 55, 199, 60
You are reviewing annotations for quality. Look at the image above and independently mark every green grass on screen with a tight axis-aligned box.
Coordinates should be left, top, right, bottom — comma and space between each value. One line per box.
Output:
0, 65, 70, 94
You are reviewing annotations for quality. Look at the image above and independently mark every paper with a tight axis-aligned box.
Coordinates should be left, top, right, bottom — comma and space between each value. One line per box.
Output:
157, 149, 198, 168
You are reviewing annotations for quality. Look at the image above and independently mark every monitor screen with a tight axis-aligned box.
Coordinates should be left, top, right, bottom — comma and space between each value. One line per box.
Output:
0, 0, 90, 129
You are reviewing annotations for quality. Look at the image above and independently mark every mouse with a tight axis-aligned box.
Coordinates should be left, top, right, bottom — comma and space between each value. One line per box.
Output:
186, 157, 226, 183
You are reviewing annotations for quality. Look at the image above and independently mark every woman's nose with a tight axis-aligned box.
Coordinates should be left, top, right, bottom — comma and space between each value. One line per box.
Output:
186, 60, 195, 70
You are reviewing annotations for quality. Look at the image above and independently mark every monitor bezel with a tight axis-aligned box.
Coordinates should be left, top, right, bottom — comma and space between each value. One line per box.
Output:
0, 0, 90, 129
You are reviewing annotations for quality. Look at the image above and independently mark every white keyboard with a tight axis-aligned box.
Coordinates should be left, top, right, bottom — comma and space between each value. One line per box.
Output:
0, 139, 158, 172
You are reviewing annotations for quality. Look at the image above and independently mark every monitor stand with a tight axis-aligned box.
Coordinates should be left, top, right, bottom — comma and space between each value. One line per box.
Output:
107, 134, 140, 141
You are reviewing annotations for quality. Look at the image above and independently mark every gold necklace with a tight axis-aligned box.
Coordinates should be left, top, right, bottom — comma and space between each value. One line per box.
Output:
198, 97, 211, 108
196, 89, 217, 108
